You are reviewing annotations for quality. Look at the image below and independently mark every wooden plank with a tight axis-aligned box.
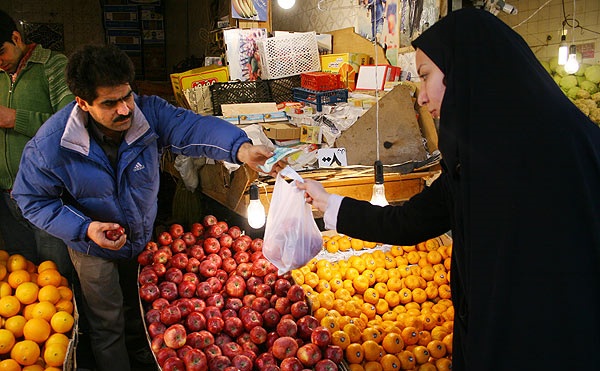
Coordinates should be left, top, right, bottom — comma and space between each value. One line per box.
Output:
329, 27, 387, 64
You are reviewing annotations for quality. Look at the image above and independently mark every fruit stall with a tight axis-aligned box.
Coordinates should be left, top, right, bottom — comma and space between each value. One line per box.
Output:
137, 216, 454, 371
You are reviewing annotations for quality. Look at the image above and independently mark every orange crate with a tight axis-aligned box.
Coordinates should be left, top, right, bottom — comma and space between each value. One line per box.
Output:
301, 72, 341, 91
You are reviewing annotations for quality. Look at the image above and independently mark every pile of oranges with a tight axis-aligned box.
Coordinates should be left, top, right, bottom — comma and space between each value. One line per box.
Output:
291, 235, 453, 371
0, 251, 74, 370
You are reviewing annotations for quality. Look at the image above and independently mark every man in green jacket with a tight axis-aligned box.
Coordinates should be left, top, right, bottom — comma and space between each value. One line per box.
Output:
0, 10, 74, 277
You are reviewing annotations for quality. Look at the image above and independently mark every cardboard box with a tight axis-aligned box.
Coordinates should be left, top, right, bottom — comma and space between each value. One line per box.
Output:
262, 123, 301, 140
320, 53, 370, 91
104, 5, 139, 28
106, 28, 142, 51
170, 65, 229, 108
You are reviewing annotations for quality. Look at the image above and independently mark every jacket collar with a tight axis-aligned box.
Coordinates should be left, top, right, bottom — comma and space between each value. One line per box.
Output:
60, 100, 150, 155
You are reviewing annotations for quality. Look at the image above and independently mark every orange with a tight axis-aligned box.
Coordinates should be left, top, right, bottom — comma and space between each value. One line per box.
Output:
23, 318, 51, 343
398, 288, 412, 304
0, 265, 7, 281
315, 279, 331, 293
345, 343, 364, 364
334, 287, 352, 302
362, 270, 376, 286
425, 284, 439, 300
22, 366, 43, 371
362, 340, 382, 362
43, 343, 67, 367
404, 275, 421, 291
379, 354, 401, 371
398, 350, 416, 370
46, 333, 70, 349
418, 330, 432, 346
383, 255, 396, 270
433, 271, 448, 286
55, 299, 74, 314
344, 267, 360, 281
438, 284, 452, 300
375, 299, 389, 315
431, 326, 449, 341
22, 304, 36, 320
317, 290, 335, 310
426, 250, 442, 265
411, 288, 427, 304
363, 288, 379, 305
14, 282, 39, 305
8, 270, 31, 289
361, 302, 376, 320
37, 261, 58, 274
36, 269, 62, 288
348, 364, 364, 371
435, 358, 452, 371
50, 311, 74, 334
31, 301, 56, 322
338, 237, 352, 252
343, 323, 362, 343
401, 326, 419, 346
291, 270, 304, 285
7, 254, 28, 273
427, 340, 447, 359
350, 238, 364, 251
373, 282, 388, 297
331, 330, 350, 349
320, 315, 340, 332
381, 332, 404, 354
325, 239, 339, 253
412, 345, 430, 364
4, 315, 27, 338
11, 340, 40, 366
373, 268, 389, 284
442, 333, 453, 355
352, 275, 369, 294
363, 361, 383, 371
0, 329, 15, 355
0, 296, 21, 317
313, 307, 329, 322
37, 285, 61, 305
362, 327, 382, 343
383, 291, 400, 308
386, 277, 402, 292
0, 359, 20, 371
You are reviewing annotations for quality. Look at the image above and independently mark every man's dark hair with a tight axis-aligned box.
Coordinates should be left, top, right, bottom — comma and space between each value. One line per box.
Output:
66, 44, 136, 103
0, 10, 18, 45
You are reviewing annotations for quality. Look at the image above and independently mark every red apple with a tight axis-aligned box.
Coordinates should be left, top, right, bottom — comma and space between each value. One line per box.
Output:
189, 245, 205, 261
155, 347, 176, 367
185, 331, 204, 349
232, 238, 250, 254
311, 326, 332, 347
232, 354, 252, 371
236, 262, 253, 280
274, 297, 291, 315
165, 267, 184, 284
158, 231, 173, 246
171, 238, 187, 254
151, 262, 167, 277
182, 231, 197, 246
221, 341, 242, 359
250, 296, 270, 313
280, 357, 304, 371
206, 292, 225, 310
221, 308, 237, 320
169, 223, 184, 239
202, 305, 222, 319
160, 304, 182, 326
203, 214, 218, 227
250, 250, 264, 263
228, 226, 242, 239
255, 352, 277, 370
249, 325, 267, 345
163, 324, 187, 349
105, 226, 125, 241
251, 259, 270, 277
137, 250, 154, 266
261, 308, 281, 329
206, 253, 222, 268
219, 234, 233, 249
263, 273, 278, 288
148, 321, 167, 338
171, 252, 189, 270
324, 345, 343, 364
151, 298, 170, 311
199, 260, 218, 278
296, 343, 322, 367
178, 280, 197, 299
218, 246, 233, 260
186, 257, 201, 273
185, 311, 207, 332
204, 343, 222, 360
196, 330, 215, 350
242, 295, 256, 309
207, 224, 224, 239
234, 251, 250, 264
190, 297, 206, 312
177, 345, 193, 360
221, 257, 237, 273
315, 359, 338, 371
271, 336, 299, 360
254, 283, 272, 298
223, 316, 244, 338
207, 316, 225, 334
290, 301, 310, 319
191, 222, 205, 238
241, 309, 263, 332
159, 281, 179, 301
209, 355, 231, 371
215, 269, 228, 285
287, 284, 305, 303
203, 237, 220, 254
297, 315, 319, 341
151, 333, 167, 353
146, 241, 159, 251
182, 272, 199, 284
250, 238, 263, 252
216, 221, 229, 233
175, 298, 195, 318
276, 317, 298, 338
225, 275, 246, 298
163, 356, 185, 370
183, 348, 208, 371
206, 276, 223, 293
139, 282, 160, 303
153, 248, 171, 265
195, 281, 212, 299
225, 297, 243, 312
274, 278, 292, 297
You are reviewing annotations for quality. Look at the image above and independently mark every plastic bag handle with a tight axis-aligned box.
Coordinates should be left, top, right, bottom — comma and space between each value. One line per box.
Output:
280, 165, 304, 183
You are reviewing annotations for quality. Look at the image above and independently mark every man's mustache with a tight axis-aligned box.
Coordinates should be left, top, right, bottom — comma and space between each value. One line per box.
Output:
113, 113, 132, 123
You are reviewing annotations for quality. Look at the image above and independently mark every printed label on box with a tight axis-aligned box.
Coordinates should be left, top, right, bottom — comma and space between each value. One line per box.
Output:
318, 148, 347, 167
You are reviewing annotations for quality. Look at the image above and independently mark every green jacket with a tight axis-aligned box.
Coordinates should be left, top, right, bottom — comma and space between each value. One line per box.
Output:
0, 44, 74, 190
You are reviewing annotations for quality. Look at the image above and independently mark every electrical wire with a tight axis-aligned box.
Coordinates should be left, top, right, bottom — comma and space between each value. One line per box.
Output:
561, 0, 600, 35
511, 0, 552, 30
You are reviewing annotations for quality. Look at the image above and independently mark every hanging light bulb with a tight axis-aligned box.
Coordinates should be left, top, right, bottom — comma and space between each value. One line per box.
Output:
247, 184, 266, 229
564, 45, 579, 75
277, 0, 296, 9
370, 160, 389, 206
558, 34, 568, 65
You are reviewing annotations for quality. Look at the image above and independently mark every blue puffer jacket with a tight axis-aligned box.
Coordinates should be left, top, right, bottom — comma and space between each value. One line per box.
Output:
12, 95, 250, 259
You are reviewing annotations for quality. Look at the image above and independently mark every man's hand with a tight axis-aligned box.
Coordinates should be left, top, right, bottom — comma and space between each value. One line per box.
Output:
236, 142, 286, 176
0, 106, 16, 129
87, 221, 127, 250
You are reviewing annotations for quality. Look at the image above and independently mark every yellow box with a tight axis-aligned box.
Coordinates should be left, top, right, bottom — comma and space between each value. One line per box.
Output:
320, 53, 369, 91
170, 65, 229, 108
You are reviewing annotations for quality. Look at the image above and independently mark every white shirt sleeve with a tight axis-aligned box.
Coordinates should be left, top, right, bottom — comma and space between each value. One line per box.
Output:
323, 194, 344, 231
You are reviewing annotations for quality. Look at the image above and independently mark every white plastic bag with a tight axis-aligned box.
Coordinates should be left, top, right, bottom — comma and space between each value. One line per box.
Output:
263, 167, 323, 275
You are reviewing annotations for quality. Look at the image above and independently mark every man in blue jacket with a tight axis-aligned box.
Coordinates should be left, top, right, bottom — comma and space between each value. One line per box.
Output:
12, 44, 278, 370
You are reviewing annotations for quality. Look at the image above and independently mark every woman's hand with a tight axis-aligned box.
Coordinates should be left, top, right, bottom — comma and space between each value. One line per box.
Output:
295, 179, 331, 212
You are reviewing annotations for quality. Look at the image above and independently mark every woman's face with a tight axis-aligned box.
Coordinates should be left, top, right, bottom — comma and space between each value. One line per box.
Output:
415, 48, 445, 119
